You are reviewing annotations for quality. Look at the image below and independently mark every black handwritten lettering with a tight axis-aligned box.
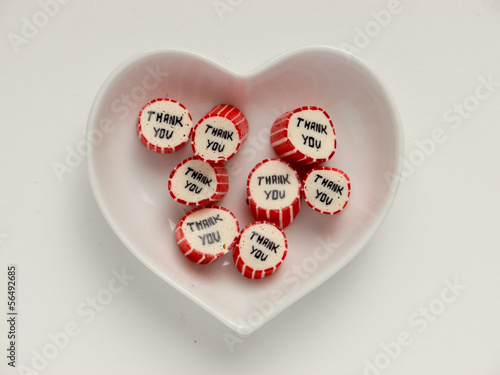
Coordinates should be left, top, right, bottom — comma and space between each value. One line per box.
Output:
315, 189, 333, 205
185, 167, 212, 187
296, 117, 328, 134
250, 246, 268, 261
264, 190, 285, 200
154, 127, 173, 139
302, 135, 321, 149
207, 140, 225, 153
186, 214, 223, 232
204, 124, 234, 141
147, 111, 183, 127
185, 181, 202, 194
250, 231, 279, 253
257, 174, 290, 186
314, 175, 343, 195
198, 231, 221, 245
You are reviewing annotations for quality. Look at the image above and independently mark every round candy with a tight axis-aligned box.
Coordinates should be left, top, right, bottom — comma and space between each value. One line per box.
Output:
302, 167, 351, 215
246, 158, 301, 229
233, 221, 288, 279
270, 106, 336, 166
175, 206, 239, 264
137, 98, 193, 153
168, 156, 229, 206
191, 104, 249, 162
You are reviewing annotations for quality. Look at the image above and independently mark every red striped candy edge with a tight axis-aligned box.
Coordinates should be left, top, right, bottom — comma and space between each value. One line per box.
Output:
175, 206, 240, 264
168, 156, 229, 206
137, 98, 193, 154
301, 166, 351, 215
232, 221, 288, 279
191, 104, 249, 162
246, 158, 301, 229
270, 106, 336, 166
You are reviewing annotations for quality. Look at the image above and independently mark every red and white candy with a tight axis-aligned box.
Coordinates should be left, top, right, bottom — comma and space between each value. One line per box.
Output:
168, 156, 229, 206
270, 106, 336, 166
233, 221, 288, 279
246, 158, 301, 229
302, 167, 351, 215
137, 98, 193, 153
175, 206, 239, 264
191, 104, 249, 162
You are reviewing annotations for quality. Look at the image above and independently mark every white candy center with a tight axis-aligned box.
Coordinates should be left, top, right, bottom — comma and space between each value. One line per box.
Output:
248, 160, 300, 209
170, 159, 217, 202
303, 170, 349, 213
140, 101, 192, 147
181, 208, 238, 254
238, 223, 286, 270
194, 117, 239, 161
287, 109, 335, 159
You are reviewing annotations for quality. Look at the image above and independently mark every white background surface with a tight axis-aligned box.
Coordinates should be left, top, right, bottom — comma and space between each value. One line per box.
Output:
1, 1, 499, 374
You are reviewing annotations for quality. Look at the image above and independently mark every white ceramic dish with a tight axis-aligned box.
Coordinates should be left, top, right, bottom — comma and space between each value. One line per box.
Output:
87, 47, 403, 335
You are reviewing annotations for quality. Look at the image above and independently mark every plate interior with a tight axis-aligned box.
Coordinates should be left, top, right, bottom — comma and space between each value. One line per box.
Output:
87, 48, 402, 334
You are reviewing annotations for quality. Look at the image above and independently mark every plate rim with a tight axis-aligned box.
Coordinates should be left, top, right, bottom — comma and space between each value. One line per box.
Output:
86, 46, 404, 334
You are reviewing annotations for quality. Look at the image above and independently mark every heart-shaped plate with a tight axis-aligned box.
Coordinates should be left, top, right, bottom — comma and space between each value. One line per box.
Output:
87, 47, 403, 334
